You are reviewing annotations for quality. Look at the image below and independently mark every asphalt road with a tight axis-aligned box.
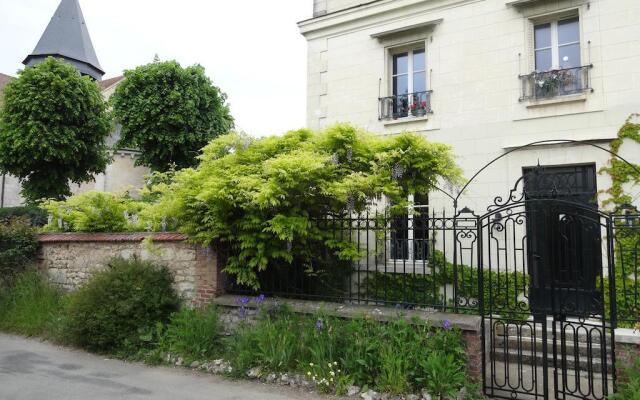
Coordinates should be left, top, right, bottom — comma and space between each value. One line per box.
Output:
0, 334, 331, 400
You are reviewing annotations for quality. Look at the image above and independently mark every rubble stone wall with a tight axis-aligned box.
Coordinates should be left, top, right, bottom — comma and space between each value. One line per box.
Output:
37, 233, 224, 304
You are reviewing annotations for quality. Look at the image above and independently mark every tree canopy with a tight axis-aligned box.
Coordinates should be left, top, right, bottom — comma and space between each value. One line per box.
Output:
111, 60, 234, 171
0, 57, 111, 202
143, 124, 462, 288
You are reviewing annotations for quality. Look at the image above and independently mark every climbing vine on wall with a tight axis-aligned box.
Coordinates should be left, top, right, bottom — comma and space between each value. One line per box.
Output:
599, 114, 640, 208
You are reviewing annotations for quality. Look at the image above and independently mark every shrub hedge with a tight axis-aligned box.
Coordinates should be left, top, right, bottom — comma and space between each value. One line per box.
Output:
64, 258, 180, 352
0, 217, 39, 287
0, 206, 48, 226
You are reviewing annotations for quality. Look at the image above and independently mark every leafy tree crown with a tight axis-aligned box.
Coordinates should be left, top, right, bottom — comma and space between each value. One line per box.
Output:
111, 60, 234, 171
0, 57, 111, 202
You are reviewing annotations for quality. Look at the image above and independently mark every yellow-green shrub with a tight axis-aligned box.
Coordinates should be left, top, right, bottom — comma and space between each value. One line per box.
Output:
42, 191, 146, 232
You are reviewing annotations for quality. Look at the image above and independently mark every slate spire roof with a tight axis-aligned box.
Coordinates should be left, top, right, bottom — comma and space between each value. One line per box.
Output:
23, 0, 104, 80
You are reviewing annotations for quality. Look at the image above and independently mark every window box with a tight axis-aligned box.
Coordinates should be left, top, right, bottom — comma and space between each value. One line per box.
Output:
379, 90, 433, 120
519, 65, 593, 102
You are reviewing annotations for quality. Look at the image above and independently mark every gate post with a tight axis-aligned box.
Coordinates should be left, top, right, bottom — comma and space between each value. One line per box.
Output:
606, 216, 618, 393
453, 204, 459, 314
476, 214, 487, 395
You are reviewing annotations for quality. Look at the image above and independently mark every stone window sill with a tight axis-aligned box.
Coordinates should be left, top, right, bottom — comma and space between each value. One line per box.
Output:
382, 115, 429, 126
524, 93, 588, 108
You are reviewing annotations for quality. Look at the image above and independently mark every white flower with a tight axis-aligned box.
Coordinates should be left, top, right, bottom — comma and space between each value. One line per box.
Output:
309, 363, 314, 367
330, 371, 335, 376
307, 371, 311, 376
333, 362, 337, 366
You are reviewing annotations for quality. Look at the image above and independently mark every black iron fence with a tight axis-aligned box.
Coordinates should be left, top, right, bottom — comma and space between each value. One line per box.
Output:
226, 208, 640, 325
379, 90, 433, 120
519, 65, 593, 101
612, 210, 640, 327
227, 209, 480, 313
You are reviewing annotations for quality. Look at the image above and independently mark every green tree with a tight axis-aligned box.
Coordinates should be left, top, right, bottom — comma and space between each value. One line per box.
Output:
0, 57, 111, 202
111, 60, 234, 171
142, 124, 462, 288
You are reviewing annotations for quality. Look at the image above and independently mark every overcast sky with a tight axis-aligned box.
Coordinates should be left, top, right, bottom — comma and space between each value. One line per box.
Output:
0, 0, 311, 137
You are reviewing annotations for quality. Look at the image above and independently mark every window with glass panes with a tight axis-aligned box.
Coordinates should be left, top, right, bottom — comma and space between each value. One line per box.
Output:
391, 49, 426, 117
534, 17, 580, 71
390, 194, 429, 261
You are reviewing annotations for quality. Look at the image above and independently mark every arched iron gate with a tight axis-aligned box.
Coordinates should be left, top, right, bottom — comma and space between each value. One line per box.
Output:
478, 165, 617, 400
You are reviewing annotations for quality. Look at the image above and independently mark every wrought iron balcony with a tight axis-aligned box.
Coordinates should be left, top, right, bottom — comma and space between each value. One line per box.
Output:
519, 64, 593, 102
379, 90, 433, 120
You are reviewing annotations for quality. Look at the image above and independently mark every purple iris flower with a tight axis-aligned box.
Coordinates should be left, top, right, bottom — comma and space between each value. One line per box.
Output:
255, 294, 265, 305
315, 319, 323, 331
443, 320, 452, 330
236, 296, 250, 320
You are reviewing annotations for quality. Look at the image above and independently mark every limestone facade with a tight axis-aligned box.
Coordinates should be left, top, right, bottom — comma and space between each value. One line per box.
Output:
299, 0, 640, 213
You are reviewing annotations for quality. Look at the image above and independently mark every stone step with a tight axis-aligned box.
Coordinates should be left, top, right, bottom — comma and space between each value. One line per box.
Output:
494, 335, 608, 357
493, 322, 613, 344
492, 348, 613, 373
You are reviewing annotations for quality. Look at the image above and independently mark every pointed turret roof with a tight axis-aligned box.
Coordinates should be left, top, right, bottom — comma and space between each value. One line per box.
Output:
23, 0, 104, 80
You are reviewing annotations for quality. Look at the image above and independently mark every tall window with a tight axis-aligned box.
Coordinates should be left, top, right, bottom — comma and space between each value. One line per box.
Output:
534, 17, 580, 71
390, 194, 429, 261
531, 16, 583, 98
391, 49, 427, 118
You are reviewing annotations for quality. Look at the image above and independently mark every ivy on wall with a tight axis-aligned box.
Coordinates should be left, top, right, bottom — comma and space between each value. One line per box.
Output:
599, 113, 640, 208
598, 114, 640, 328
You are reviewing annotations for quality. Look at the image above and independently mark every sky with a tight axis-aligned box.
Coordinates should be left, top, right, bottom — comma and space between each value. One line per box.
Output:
0, 0, 311, 137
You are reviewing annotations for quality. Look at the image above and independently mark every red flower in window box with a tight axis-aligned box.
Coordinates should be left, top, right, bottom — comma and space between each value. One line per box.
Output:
410, 99, 428, 117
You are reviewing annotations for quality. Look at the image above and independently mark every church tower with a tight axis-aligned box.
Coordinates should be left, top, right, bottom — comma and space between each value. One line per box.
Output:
23, 0, 104, 81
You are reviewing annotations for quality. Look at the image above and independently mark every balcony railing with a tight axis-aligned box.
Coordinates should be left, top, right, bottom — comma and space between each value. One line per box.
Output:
519, 64, 593, 102
379, 90, 433, 120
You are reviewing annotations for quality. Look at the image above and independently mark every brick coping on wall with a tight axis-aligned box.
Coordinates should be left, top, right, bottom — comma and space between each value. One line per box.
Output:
38, 232, 188, 243
213, 294, 482, 332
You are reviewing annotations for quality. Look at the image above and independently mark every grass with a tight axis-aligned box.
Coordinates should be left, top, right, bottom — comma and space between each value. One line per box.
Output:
0, 270, 480, 398
0, 270, 66, 339
160, 305, 223, 361
610, 356, 640, 400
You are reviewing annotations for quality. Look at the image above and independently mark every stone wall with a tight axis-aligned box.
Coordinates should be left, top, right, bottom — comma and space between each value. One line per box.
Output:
37, 232, 224, 304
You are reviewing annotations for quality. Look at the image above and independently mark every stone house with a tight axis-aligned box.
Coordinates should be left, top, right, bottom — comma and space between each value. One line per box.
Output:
298, 0, 640, 215
298, 3, 640, 398
0, 0, 148, 207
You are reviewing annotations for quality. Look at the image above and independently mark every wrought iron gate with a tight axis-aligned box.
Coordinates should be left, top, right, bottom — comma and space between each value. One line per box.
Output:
480, 165, 617, 400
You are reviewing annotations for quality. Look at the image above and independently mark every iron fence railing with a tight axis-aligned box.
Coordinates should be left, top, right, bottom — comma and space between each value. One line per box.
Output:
378, 90, 433, 120
227, 209, 481, 313
519, 64, 593, 102
226, 209, 640, 324
612, 211, 640, 327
